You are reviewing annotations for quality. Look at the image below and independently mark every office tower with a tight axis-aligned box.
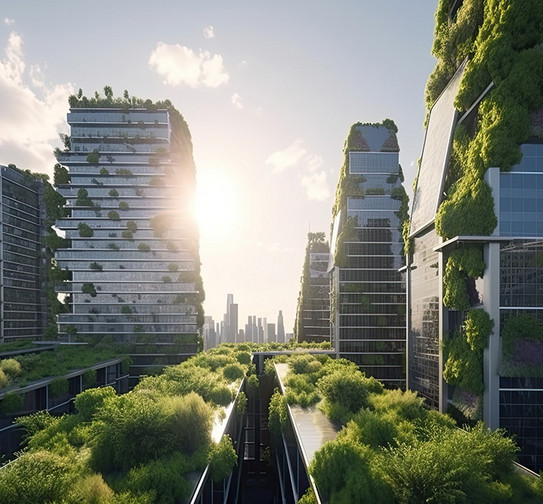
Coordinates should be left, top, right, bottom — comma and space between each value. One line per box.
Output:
267, 323, 276, 343
0, 165, 47, 342
203, 316, 217, 350
245, 316, 257, 343
277, 310, 285, 344
329, 121, 407, 389
223, 294, 238, 343
295, 233, 330, 343
54, 90, 203, 349
257, 318, 264, 344
406, 0, 543, 471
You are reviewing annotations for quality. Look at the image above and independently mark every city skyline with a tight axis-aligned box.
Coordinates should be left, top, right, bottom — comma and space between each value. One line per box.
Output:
0, 1, 438, 331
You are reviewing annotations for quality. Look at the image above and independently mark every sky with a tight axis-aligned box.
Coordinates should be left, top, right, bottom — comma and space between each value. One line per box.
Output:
0, 1, 438, 334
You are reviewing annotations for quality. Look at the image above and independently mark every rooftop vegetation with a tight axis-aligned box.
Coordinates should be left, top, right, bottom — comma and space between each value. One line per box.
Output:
269, 352, 543, 504
0, 344, 255, 504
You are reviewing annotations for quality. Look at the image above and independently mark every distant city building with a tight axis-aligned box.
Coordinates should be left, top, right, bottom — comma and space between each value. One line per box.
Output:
277, 310, 285, 344
0, 165, 47, 342
222, 294, 238, 343
245, 316, 257, 343
295, 233, 330, 344
267, 323, 276, 343
203, 316, 217, 350
53, 92, 203, 373
406, 0, 543, 472
329, 122, 407, 389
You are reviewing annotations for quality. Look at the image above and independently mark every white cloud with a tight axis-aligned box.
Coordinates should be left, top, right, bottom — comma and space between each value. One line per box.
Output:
301, 171, 330, 201
231, 92, 243, 109
265, 139, 306, 173
203, 26, 215, 39
149, 42, 229, 88
0, 31, 72, 175
4, 18, 14, 26
266, 140, 331, 201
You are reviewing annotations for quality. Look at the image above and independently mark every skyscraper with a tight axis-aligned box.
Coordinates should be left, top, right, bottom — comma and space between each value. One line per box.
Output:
223, 294, 238, 343
0, 165, 47, 342
407, 0, 543, 471
277, 310, 285, 344
294, 233, 331, 344
54, 90, 203, 352
329, 121, 407, 389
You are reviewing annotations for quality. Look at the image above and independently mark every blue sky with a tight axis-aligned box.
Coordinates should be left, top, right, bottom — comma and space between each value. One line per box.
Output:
0, 1, 438, 333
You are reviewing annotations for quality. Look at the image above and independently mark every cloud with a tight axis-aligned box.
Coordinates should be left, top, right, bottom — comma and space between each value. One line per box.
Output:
266, 140, 331, 201
265, 139, 306, 173
0, 31, 72, 175
4, 18, 14, 26
301, 171, 330, 201
149, 42, 229, 88
203, 26, 215, 39
231, 92, 243, 109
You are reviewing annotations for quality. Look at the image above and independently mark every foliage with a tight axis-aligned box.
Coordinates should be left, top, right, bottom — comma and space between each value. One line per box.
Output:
298, 488, 318, 504
443, 247, 485, 310
334, 216, 358, 267
119, 201, 129, 211
108, 210, 120, 220
90, 262, 103, 271
82, 282, 97, 297
86, 150, 100, 164
126, 221, 138, 233
1, 358, 21, 378
236, 390, 247, 415
0, 392, 24, 414
443, 333, 484, 394
76, 188, 94, 207
50, 377, 69, 398
500, 314, 543, 377
109, 188, 119, 197
122, 230, 134, 240
268, 388, 288, 440
208, 434, 237, 482
464, 309, 494, 351
138, 243, 151, 252
78, 222, 94, 238
74, 386, 117, 422
54, 163, 70, 185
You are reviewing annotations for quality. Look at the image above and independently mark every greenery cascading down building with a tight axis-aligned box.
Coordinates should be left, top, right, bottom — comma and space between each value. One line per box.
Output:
53, 88, 204, 351
408, 0, 543, 471
294, 232, 331, 344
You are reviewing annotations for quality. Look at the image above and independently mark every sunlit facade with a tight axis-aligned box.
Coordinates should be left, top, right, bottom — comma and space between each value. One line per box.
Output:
54, 106, 202, 347
0, 165, 46, 342
329, 123, 406, 389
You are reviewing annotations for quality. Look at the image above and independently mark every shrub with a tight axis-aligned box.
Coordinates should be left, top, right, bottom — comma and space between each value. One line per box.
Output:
70, 474, 113, 503
108, 210, 120, 220
138, 243, 150, 252
87, 150, 100, 164
108, 188, 119, 197
208, 434, 237, 482
268, 388, 287, 440
82, 368, 97, 388
0, 450, 79, 504
464, 309, 494, 351
162, 275, 172, 283
168, 263, 179, 272
124, 453, 191, 503
122, 230, 134, 240
82, 282, 97, 297
121, 305, 133, 314
89, 262, 103, 271
1, 358, 22, 378
0, 368, 9, 388
236, 391, 247, 415
50, 377, 69, 398
317, 370, 375, 415
76, 188, 94, 207
0, 393, 24, 414
74, 386, 116, 422
222, 363, 245, 381
119, 201, 129, 211
126, 220, 138, 233
78, 222, 94, 237
108, 242, 120, 250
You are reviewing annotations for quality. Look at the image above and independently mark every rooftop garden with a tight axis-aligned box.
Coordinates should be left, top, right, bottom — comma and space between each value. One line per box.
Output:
268, 352, 543, 504
0, 344, 255, 504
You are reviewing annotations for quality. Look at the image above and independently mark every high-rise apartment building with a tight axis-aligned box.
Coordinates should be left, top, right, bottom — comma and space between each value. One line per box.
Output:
0, 165, 47, 342
54, 91, 203, 351
406, 0, 543, 471
295, 233, 331, 344
329, 122, 407, 389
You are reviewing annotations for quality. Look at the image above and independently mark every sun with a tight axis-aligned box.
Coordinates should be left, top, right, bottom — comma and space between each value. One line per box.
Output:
194, 168, 241, 243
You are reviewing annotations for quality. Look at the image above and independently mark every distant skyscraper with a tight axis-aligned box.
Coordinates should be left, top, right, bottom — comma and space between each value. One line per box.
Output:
329, 121, 407, 389
277, 310, 285, 344
223, 294, 238, 343
203, 316, 217, 350
267, 323, 276, 343
295, 233, 330, 343
0, 165, 47, 343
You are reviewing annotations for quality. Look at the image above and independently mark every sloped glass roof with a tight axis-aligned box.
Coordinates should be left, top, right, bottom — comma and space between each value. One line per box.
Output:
410, 60, 467, 235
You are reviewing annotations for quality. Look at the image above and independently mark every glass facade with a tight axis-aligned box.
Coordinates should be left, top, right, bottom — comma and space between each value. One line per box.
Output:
331, 126, 406, 389
0, 166, 46, 342
55, 108, 201, 343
